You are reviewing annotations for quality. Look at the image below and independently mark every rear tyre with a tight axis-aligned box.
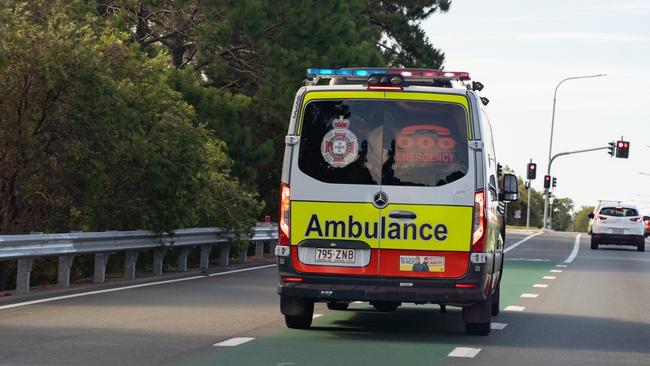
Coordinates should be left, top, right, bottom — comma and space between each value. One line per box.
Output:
638, 238, 645, 252
463, 291, 492, 336
327, 302, 349, 311
372, 301, 400, 312
590, 236, 598, 250
491, 282, 501, 316
281, 296, 314, 329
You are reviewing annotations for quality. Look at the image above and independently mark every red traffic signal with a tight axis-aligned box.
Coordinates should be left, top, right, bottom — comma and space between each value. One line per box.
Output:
615, 140, 629, 158
544, 175, 551, 189
527, 163, 537, 180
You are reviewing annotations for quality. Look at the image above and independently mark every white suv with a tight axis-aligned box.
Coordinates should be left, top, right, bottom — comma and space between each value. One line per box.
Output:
588, 204, 645, 252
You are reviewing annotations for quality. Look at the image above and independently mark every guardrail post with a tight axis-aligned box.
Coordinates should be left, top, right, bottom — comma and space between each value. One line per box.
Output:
153, 248, 165, 276
16, 258, 34, 294
57, 255, 75, 288
219, 244, 230, 266
125, 250, 139, 280
94, 253, 110, 283
177, 247, 190, 272
200, 245, 212, 270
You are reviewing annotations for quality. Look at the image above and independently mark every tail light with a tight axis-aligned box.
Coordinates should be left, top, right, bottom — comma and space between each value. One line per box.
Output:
471, 190, 486, 252
631, 217, 641, 222
279, 183, 290, 246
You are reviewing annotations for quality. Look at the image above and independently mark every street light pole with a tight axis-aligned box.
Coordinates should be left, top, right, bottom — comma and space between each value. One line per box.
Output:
543, 74, 606, 229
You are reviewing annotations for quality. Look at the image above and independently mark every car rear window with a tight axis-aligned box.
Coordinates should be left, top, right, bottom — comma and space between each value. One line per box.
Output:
599, 207, 639, 217
298, 99, 469, 187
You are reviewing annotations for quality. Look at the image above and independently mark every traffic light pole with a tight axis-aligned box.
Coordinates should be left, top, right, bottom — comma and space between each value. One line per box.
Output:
542, 146, 609, 228
526, 158, 532, 228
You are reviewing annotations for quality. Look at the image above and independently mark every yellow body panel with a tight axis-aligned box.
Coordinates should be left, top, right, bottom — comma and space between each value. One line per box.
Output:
291, 201, 472, 252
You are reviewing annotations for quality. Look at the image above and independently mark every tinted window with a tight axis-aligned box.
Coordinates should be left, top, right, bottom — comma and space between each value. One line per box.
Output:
298, 99, 468, 187
599, 207, 639, 217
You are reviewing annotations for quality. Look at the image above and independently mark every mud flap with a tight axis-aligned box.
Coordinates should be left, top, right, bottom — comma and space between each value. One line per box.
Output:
281, 295, 313, 316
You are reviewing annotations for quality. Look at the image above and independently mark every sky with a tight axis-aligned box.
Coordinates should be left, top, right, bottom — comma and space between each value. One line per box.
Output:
422, 0, 650, 214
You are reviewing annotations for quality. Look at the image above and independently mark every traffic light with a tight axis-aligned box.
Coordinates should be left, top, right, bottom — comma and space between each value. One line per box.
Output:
544, 175, 551, 189
615, 140, 630, 158
527, 163, 537, 180
552, 177, 557, 188
607, 141, 615, 157
497, 163, 503, 177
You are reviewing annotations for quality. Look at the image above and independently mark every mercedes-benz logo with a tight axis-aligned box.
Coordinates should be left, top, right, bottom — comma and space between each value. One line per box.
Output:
373, 191, 388, 209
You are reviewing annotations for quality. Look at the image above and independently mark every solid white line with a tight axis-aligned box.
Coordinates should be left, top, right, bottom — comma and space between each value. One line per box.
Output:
0, 264, 276, 311
520, 293, 539, 298
312, 314, 323, 319
543, 276, 556, 280
491, 322, 508, 330
550, 269, 563, 273
448, 347, 482, 358
556, 264, 568, 268
213, 337, 255, 347
504, 305, 526, 312
564, 234, 581, 263
504, 231, 544, 253
533, 284, 548, 288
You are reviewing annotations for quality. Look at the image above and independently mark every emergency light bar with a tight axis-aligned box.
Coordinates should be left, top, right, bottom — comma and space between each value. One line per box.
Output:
306, 68, 471, 81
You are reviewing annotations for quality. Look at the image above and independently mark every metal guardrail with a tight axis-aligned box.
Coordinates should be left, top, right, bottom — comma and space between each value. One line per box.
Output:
0, 224, 278, 294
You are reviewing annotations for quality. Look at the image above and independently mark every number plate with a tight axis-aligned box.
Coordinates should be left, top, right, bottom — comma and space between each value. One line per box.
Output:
315, 248, 356, 263
610, 228, 625, 235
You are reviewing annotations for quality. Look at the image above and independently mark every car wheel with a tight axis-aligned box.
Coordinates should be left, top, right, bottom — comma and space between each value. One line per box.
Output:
282, 296, 314, 329
463, 291, 492, 336
327, 302, 349, 311
491, 281, 500, 316
371, 301, 400, 312
638, 238, 645, 252
590, 236, 598, 250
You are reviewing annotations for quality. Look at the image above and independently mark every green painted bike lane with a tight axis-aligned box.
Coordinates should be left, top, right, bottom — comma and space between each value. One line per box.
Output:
188, 260, 556, 366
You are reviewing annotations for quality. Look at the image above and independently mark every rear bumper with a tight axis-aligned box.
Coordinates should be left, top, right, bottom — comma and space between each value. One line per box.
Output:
278, 276, 486, 303
592, 233, 643, 245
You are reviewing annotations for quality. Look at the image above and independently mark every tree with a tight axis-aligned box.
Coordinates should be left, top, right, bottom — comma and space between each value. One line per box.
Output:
573, 206, 595, 233
550, 197, 574, 231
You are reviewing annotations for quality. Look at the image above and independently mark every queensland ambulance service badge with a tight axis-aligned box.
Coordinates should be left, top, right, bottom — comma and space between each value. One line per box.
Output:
321, 115, 358, 168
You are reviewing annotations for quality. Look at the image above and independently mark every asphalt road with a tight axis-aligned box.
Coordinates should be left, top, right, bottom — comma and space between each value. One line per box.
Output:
0, 231, 648, 365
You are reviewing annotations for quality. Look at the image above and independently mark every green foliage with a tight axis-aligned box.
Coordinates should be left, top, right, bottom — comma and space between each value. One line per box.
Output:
0, 0, 260, 235
550, 197, 574, 232
573, 206, 595, 233
96, 0, 451, 213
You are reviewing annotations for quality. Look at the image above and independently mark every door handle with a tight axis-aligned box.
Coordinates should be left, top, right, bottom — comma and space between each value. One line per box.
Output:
388, 211, 417, 220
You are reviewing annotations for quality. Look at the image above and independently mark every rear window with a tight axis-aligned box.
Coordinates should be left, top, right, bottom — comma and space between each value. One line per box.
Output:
297, 99, 469, 187
599, 207, 639, 217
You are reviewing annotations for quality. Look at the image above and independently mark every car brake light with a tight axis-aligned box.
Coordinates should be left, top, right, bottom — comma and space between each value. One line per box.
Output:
281, 276, 303, 282
279, 183, 290, 246
455, 283, 477, 288
471, 190, 486, 252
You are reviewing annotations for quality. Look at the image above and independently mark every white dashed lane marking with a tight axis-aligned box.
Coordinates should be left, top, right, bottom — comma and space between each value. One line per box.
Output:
213, 337, 255, 347
312, 314, 323, 319
533, 284, 548, 288
543, 276, 556, 280
448, 347, 482, 358
550, 269, 563, 273
556, 264, 568, 268
520, 293, 539, 298
491, 322, 508, 330
504, 305, 526, 312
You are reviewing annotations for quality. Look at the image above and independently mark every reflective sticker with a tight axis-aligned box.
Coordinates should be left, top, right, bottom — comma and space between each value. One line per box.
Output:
400, 255, 445, 272
320, 115, 358, 168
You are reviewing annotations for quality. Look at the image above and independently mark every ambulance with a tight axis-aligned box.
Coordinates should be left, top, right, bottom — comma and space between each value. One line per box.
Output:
275, 68, 519, 335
